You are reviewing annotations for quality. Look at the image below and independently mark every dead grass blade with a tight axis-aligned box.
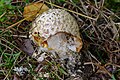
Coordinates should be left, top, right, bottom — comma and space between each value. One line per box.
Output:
45, 1, 97, 21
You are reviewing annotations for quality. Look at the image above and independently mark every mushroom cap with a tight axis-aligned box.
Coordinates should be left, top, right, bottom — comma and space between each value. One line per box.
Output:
30, 9, 81, 41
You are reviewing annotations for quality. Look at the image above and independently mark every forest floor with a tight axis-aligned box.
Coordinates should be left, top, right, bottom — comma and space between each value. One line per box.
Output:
0, 0, 120, 80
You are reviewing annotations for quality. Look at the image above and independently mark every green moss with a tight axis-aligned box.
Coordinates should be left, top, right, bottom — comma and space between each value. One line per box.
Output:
105, 0, 120, 12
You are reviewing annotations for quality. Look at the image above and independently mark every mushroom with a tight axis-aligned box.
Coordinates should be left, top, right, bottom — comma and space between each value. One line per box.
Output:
29, 9, 82, 60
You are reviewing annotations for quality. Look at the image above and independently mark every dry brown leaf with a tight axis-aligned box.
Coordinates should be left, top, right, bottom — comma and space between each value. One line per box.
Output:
23, 2, 49, 21
16, 39, 34, 56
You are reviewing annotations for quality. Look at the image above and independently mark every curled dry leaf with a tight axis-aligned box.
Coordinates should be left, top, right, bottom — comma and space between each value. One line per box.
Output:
16, 39, 34, 56
23, 2, 49, 21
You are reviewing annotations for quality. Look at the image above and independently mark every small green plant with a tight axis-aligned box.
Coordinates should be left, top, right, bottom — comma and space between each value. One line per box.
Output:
105, 0, 120, 12
0, 0, 15, 22
57, 0, 65, 3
